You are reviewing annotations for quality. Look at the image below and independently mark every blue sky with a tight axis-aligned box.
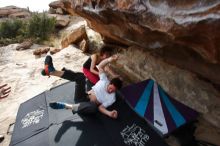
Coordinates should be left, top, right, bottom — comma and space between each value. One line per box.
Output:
0, 0, 55, 12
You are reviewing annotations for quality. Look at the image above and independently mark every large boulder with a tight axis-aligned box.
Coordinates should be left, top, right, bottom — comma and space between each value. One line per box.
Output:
63, 1, 220, 144
49, 0, 76, 15
67, 0, 220, 86
47, 14, 70, 27
49, 1, 65, 9
61, 25, 88, 48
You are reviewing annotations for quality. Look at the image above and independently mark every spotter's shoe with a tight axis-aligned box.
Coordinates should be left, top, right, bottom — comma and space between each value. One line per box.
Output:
49, 102, 66, 109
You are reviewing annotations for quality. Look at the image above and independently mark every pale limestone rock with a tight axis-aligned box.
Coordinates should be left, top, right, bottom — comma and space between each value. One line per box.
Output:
61, 25, 88, 49
48, 14, 70, 27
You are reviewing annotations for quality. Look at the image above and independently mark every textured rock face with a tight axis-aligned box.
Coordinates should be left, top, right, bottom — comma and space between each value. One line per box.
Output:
112, 47, 220, 145
113, 47, 220, 127
67, 0, 220, 86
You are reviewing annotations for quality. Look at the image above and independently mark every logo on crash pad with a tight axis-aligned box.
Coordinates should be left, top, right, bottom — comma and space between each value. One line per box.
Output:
121, 123, 150, 146
21, 109, 44, 128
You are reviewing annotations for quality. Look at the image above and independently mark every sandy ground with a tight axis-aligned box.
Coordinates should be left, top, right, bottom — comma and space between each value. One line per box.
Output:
0, 44, 88, 146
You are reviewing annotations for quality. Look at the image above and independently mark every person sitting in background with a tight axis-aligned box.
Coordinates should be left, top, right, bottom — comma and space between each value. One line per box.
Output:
0, 84, 11, 143
0, 135, 4, 143
41, 55, 123, 119
0, 84, 11, 99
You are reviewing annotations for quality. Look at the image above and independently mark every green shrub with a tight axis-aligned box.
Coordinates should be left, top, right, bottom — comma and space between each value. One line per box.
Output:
0, 12, 56, 45
0, 19, 23, 38
27, 13, 56, 41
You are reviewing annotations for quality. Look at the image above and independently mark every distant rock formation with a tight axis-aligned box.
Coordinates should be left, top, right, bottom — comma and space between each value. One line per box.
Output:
0, 6, 31, 19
